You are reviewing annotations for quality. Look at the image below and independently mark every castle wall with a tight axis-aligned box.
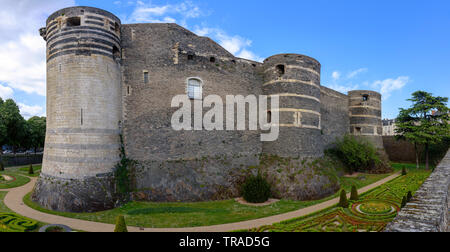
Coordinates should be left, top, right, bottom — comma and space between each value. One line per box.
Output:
262, 54, 323, 158
32, 7, 123, 212
320, 86, 350, 149
34, 6, 387, 210
348, 90, 384, 149
121, 24, 263, 201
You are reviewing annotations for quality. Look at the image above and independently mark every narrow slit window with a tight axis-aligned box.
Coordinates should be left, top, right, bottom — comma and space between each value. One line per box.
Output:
143, 71, 149, 84
113, 46, 121, 60
80, 108, 83, 125
267, 111, 272, 123
187, 78, 202, 100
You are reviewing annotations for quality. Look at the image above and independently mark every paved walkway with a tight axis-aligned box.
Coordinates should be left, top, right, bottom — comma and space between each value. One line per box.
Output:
2, 173, 400, 232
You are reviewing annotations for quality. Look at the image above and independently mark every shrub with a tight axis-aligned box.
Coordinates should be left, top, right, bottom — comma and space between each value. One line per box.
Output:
114, 215, 128, 232
406, 191, 413, 202
350, 185, 359, 201
0, 162, 4, 171
338, 189, 349, 208
401, 196, 407, 208
401, 166, 407, 176
241, 174, 271, 203
28, 164, 34, 175
326, 135, 380, 174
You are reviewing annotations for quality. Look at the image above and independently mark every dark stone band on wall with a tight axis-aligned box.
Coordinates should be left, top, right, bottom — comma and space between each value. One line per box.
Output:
45, 143, 120, 150
47, 49, 113, 62
47, 128, 120, 135
43, 155, 120, 164
47, 6, 121, 25
46, 29, 121, 45
49, 43, 112, 56
86, 15, 105, 22
85, 20, 105, 27
49, 36, 118, 51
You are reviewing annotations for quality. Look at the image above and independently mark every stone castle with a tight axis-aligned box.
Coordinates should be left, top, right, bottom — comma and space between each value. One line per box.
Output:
32, 6, 385, 212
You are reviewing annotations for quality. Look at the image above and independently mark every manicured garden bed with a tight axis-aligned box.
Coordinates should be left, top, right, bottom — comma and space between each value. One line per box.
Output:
247, 167, 431, 232
23, 170, 396, 228
0, 172, 30, 189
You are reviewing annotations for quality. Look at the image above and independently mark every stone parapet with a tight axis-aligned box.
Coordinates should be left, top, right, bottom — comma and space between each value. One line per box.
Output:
385, 149, 450, 232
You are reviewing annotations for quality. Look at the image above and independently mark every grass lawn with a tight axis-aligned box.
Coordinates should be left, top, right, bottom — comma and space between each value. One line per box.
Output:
247, 166, 431, 232
0, 192, 12, 213
23, 169, 397, 228
15, 164, 41, 177
0, 171, 30, 189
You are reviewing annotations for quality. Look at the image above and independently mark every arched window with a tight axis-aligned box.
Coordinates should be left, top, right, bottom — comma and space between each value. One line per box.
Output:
187, 78, 202, 100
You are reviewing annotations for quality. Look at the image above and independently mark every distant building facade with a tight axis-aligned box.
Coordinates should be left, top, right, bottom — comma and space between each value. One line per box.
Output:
382, 119, 397, 136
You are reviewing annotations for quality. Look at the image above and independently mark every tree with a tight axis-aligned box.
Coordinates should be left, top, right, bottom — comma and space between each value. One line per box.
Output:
114, 215, 128, 232
350, 185, 359, 201
338, 189, 349, 208
27, 116, 46, 153
0, 99, 27, 153
396, 91, 449, 170
0, 98, 6, 154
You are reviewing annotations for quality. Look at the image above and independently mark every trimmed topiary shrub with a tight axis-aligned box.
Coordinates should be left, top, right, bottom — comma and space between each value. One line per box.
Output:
339, 189, 349, 208
401, 166, 407, 176
114, 215, 128, 232
28, 164, 34, 175
401, 196, 407, 208
406, 191, 413, 202
350, 185, 359, 201
241, 174, 271, 203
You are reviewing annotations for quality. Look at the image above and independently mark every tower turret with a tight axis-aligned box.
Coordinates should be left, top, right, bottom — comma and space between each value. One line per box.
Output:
32, 7, 123, 212
262, 54, 323, 157
348, 90, 383, 148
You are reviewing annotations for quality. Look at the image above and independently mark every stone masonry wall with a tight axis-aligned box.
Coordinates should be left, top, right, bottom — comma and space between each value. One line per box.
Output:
121, 23, 263, 201
382, 136, 422, 163
385, 149, 450, 232
320, 86, 349, 149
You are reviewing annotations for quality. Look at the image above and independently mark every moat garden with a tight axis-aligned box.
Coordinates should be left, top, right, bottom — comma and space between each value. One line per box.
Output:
0, 162, 432, 232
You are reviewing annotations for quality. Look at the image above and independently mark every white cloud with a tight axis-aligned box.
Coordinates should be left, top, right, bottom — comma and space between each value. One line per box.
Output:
0, 0, 75, 98
327, 83, 359, 94
372, 76, 410, 99
127, 1, 201, 24
126, 2, 262, 62
0, 84, 14, 100
18, 103, 44, 119
193, 26, 262, 62
332, 71, 341, 80
347, 68, 368, 79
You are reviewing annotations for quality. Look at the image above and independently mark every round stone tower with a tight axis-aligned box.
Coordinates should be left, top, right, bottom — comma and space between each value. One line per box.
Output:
348, 90, 383, 149
262, 54, 323, 157
32, 7, 123, 212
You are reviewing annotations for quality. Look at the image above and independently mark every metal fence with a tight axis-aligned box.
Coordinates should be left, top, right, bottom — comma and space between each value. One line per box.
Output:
0, 154, 43, 167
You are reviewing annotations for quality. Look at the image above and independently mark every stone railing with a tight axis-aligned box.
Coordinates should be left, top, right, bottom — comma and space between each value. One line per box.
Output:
385, 149, 450, 232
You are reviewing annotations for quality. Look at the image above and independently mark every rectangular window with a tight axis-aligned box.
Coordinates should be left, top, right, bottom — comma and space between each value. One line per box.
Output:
187, 79, 202, 100
143, 71, 149, 84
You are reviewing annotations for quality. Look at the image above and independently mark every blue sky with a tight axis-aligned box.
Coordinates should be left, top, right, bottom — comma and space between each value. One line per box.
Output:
0, 0, 449, 119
